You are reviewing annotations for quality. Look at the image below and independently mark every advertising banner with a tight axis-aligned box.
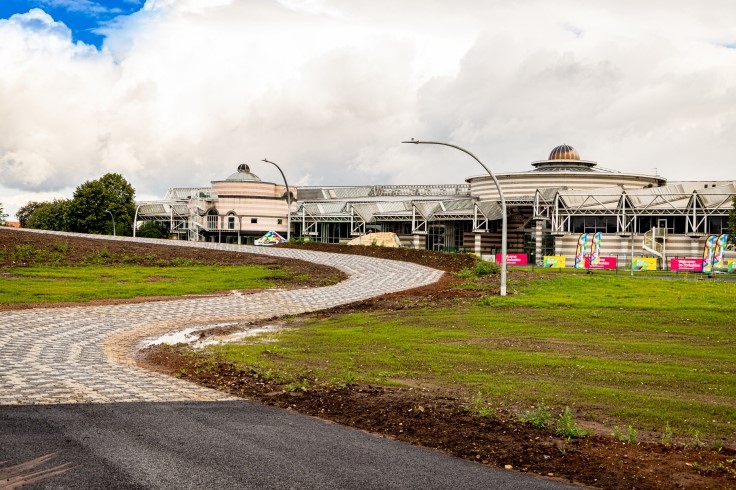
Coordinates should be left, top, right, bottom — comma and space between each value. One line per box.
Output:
495, 254, 529, 266
632, 257, 657, 271
702, 235, 717, 273
713, 234, 729, 271
543, 256, 566, 268
670, 258, 704, 272
574, 233, 589, 269
584, 256, 617, 269
590, 232, 603, 267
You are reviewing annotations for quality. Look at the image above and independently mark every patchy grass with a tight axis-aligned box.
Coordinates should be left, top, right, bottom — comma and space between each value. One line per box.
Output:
0, 265, 286, 304
209, 273, 736, 445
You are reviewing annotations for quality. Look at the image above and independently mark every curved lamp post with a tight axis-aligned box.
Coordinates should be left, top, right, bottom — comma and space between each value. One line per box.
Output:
262, 158, 291, 242
401, 139, 507, 296
105, 209, 116, 237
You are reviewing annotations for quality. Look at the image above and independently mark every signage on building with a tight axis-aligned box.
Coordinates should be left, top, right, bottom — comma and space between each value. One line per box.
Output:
543, 256, 566, 268
632, 258, 658, 271
670, 258, 704, 272
584, 256, 617, 269
495, 254, 528, 266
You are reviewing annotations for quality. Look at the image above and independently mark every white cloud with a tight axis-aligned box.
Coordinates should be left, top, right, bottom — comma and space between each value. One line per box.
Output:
2, 0, 736, 220
36, 0, 120, 16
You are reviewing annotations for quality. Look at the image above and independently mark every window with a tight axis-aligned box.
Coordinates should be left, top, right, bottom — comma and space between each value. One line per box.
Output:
325, 222, 350, 243
571, 216, 616, 234
251, 218, 258, 224
277, 219, 283, 225
227, 214, 236, 230
708, 216, 728, 235
207, 214, 218, 230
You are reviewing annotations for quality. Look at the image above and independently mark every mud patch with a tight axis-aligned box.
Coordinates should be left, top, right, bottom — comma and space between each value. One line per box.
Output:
139, 321, 288, 350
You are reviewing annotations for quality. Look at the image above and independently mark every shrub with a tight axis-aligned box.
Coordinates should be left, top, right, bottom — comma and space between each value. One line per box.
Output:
613, 425, 638, 444
520, 404, 552, 429
136, 220, 168, 239
12, 243, 36, 261
555, 407, 589, 438
464, 392, 495, 418
661, 422, 674, 447
52, 241, 70, 254
474, 260, 500, 276
454, 260, 500, 279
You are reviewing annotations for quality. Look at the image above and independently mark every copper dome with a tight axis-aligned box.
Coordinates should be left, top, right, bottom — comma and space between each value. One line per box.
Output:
548, 144, 580, 161
225, 164, 261, 182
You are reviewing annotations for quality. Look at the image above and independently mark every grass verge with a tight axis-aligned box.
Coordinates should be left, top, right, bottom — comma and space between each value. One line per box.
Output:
0, 265, 287, 304
207, 273, 736, 446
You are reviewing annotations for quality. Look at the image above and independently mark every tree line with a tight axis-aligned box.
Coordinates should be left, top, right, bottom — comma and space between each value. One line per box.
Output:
13, 173, 137, 236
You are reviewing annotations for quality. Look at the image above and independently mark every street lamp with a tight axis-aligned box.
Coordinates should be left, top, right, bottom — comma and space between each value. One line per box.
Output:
105, 209, 116, 237
402, 139, 507, 296
261, 158, 291, 242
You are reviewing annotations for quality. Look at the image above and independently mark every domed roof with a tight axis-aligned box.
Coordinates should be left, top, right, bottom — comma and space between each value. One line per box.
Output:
531, 144, 597, 171
225, 164, 261, 182
548, 144, 580, 161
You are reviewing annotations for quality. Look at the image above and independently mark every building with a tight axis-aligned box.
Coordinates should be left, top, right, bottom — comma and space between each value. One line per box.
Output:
135, 164, 293, 244
135, 145, 735, 268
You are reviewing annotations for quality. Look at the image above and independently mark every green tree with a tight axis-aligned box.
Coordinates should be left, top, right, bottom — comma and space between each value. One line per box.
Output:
136, 220, 169, 239
26, 199, 72, 231
16, 201, 43, 227
68, 173, 136, 235
0, 202, 7, 226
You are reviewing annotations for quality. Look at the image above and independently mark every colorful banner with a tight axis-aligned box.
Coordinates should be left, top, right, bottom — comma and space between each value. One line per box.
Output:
713, 234, 729, 271
702, 235, 717, 273
590, 232, 603, 267
584, 256, 617, 269
543, 256, 566, 268
495, 254, 528, 266
670, 258, 704, 272
632, 257, 657, 271
574, 233, 588, 269
254, 230, 287, 246
730, 261, 736, 274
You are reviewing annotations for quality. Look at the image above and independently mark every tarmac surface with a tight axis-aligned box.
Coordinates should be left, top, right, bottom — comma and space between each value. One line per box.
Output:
0, 230, 577, 489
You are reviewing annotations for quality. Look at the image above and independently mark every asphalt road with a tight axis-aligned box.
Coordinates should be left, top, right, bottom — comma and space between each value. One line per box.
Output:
0, 400, 578, 489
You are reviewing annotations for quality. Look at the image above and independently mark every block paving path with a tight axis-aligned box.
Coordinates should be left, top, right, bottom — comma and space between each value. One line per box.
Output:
1, 230, 444, 405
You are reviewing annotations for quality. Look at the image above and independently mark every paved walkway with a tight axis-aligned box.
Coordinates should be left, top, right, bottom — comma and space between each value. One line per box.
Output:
0, 229, 444, 405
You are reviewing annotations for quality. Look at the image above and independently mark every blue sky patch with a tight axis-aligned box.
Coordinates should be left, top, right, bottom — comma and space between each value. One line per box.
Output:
0, 0, 143, 48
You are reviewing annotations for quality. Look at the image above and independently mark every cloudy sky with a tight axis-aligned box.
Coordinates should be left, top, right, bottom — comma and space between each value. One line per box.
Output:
1, 0, 735, 219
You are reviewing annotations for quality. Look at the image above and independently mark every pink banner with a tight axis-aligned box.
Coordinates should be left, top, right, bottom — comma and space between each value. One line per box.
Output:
495, 253, 528, 266
670, 258, 704, 272
584, 256, 617, 269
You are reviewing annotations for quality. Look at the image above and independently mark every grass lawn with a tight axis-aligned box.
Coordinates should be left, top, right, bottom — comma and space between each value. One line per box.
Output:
210, 273, 736, 446
0, 265, 287, 304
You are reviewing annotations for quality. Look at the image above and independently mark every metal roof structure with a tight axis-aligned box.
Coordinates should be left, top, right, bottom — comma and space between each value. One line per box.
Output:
535, 182, 736, 235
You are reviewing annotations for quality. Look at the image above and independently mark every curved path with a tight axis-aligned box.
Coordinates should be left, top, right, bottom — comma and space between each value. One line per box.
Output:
0, 229, 443, 405
0, 229, 575, 489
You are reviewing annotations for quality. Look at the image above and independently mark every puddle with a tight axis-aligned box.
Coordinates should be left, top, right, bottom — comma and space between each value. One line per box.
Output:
140, 322, 287, 350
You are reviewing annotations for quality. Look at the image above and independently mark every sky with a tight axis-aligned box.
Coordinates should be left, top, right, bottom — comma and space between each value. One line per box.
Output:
1, 0, 736, 219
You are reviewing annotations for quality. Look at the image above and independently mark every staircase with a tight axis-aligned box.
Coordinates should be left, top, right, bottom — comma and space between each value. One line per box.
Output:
642, 227, 666, 269
188, 220, 207, 242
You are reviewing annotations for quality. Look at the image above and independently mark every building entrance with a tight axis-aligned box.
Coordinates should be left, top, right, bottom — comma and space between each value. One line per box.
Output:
427, 225, 446, 251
